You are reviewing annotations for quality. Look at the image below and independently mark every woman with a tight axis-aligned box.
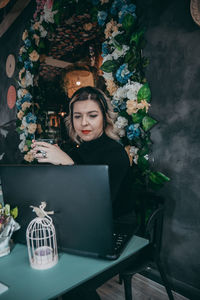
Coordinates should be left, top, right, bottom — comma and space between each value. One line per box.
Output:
32, 86, 134, 219
31, 86, 136, 300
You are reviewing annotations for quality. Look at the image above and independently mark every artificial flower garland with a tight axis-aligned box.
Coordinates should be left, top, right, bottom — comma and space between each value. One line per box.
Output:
16, 0, 169, 188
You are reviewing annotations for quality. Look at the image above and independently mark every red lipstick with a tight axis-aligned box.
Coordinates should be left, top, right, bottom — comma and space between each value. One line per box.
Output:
82, 130, 91, 134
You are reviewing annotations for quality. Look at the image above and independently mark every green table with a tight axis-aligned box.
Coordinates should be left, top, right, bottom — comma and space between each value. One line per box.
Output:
0, 236, 149, 300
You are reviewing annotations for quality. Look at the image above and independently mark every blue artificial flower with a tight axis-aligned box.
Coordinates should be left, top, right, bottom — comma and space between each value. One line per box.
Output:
101, 42, 109, 57
126, 124, 140, 140
118, 4, 136, 23
111, 99, 127, 112
16, 93, 32, 110
111, 99, 121, 111
24, 39, 31, 48
115, 63, 133, 84
26, 112, 37, 123
24, 60, 33, 70
97, 10, 108, 26
119, 101, 127, 110
23, 93, 32, 102
16, 99, 22, 110
110, 0, 131, 15
28, 133, 35, 140
18, 55, 23, 63
90, 0, 99, 5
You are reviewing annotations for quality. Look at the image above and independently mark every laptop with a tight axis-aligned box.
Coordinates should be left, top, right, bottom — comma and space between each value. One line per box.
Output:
0, 165, 137, 260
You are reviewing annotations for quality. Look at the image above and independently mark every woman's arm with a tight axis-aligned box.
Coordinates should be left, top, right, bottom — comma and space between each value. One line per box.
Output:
31, 140, 74, 165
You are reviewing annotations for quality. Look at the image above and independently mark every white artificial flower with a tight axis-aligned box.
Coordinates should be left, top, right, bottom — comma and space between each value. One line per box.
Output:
111, 30, 122, 38
22, 117, 28, 128
25, 71, 33, 87
129, 146, 139, 156
114, 124, 126, 137
19, 140, 25, 152
118, 128, 126, 137
102, 72, 114, 81
129, 146, 139, 164
111, 45, 129, 60
19, 132, 26, 141
17, 89, 24, 99
19, 71, 33, 88
39, 24, 47, 38
115, 116, 128, 129
102, 54, 113, 64
0, 153, 5, 160
134, 123, 140, 129
144, 154, 149, 160
113, 86, 127, 100
40, 3, 58, 24
121, 63, 130, 77
125, 81, 143, 100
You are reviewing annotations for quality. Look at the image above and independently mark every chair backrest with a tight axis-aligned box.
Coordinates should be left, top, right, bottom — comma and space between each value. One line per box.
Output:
144, 206, 164, 259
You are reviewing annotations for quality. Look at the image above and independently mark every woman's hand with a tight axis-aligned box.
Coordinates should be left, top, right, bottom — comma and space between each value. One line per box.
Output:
31, 140, 74, 165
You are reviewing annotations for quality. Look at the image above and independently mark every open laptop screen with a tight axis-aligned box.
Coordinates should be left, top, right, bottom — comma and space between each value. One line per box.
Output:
0, 165, 114, 257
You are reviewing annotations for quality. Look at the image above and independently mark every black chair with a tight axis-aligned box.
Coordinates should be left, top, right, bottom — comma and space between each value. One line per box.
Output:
119, 206, 175, 300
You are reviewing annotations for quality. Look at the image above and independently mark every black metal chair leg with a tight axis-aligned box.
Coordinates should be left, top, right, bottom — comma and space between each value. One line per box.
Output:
156, 259, 174, 300
118, 273, 123, 284
123, 274, 133, 300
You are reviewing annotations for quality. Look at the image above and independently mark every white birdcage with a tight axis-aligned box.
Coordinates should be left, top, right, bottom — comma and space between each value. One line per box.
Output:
26, 202, 58, 270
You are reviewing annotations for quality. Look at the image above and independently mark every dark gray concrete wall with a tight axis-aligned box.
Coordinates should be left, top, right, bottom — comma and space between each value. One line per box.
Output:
0, 2, 35, 163
0, 0, 200, 298
139, 0, 200, 298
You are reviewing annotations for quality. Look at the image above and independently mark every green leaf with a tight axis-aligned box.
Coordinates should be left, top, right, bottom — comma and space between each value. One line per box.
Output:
137, 156, 149, 170
122, 14, 136, 32
138, 145, 149, 156
156, 171, 170, 182
26, 139, 32, 147
114, 33, 127, 45
130, 29, 145, 47
142, 116, 157, 131
11, 207, 18, 219
132, 110, 146, 123
124, 51, 133, 63
113, 39, 122, 51
137, 83, 151, 102
130, 32, 139, 45
100, 60, 117, 73
27, 46, 35, 54
54, 13, 60, 25
149, 171, 170, 186
38, 40, 45, 49
16, 127, 22, 134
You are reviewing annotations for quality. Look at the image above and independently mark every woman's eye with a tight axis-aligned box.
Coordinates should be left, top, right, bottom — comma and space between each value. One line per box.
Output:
89, 115, 98, 118
74, 115, 81, 119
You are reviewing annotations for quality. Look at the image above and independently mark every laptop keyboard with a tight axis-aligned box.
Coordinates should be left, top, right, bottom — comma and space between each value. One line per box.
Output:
113, 232, 130, 254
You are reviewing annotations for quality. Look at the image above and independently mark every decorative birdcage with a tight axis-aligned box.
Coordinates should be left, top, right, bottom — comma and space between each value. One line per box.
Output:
26, 202, 58, 270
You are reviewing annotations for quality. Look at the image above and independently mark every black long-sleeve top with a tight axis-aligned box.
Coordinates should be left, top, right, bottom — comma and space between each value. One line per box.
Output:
66, 133, 135, 219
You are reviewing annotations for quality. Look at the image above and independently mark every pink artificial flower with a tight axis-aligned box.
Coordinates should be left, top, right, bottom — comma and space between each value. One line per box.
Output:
46, 0, 54, 9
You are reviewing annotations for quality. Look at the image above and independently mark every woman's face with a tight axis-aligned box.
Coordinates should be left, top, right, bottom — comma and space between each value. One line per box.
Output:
72, 99, 104, 142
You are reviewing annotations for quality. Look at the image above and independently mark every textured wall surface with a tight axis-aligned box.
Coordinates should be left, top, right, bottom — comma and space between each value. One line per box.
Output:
138, 0, 200, 298
0, 2, 34, 163
0, 0, 200, 298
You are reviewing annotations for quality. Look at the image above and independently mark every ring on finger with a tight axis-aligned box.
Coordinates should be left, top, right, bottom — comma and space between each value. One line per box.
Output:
41, 150, 47, 158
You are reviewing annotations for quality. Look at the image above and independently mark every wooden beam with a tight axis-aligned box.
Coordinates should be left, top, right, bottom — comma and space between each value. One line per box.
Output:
44, 57, 73, 69
0, 0, 31, 38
